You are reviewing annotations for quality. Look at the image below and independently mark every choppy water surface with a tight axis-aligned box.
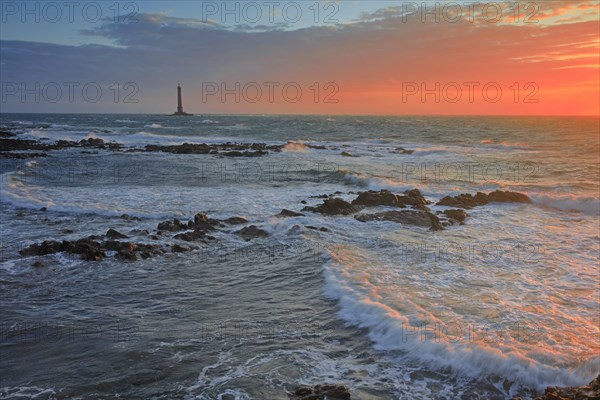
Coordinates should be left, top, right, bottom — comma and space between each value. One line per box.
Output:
1, 114, 598, 399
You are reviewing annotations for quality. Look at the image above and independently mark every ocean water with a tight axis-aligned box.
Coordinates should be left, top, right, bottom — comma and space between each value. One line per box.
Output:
0, 114, 598, 399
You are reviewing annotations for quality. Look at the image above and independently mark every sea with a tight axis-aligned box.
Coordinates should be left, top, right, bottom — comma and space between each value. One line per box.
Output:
0, 114, 598, 399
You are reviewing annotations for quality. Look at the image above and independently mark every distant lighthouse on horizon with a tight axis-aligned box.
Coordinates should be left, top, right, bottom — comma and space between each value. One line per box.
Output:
172, 84, 192, 116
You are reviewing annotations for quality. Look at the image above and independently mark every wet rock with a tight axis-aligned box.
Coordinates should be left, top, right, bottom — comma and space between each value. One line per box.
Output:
0, 131, 16, 138
157, 219, 188, 232
116, 249, 137, 261
437, 190, 531, 209
442, 209, 469, 223
171, 244, 189, 253
236, 225, 269, 240
302, 198, 360, 216
222, 150, 243, 157
32, 260, 44, 267
0, 152, 48, 159
512, 374, 600, 400
340, 151, 356, 157
174, 229, 213, 242
106, 228, 128, 239
305, 225, 330, 232
355, 210, 443, 231
80, 137, 105, 147
276, 209, 305, 218
20, 240, 64, 256
120, 213, 142, 221
351, 189, 428, 209
65, 238, 106, 261
291, 384, 351, 399
487, 190, 531, 203
103, 241, 137, 253
395, 147, 414, 154
189, 213, 220, 230
223, 216, 248, 225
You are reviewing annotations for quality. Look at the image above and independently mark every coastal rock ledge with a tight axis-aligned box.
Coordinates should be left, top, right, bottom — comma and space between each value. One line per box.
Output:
291, 384, 351, 399
512, 374, 600, 400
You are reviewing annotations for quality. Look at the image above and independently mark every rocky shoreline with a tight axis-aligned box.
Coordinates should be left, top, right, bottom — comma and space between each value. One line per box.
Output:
0, 127, 286, 158
17, 187, 532, 265
287, 374, 600, 400
5, 125, 592, 400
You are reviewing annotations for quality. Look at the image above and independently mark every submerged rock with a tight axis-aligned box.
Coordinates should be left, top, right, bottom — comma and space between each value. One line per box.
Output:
223, 216, 248, 225
236, 225, 269, 240
355, 210, 443, 231
291, 384, 351, 399
302, 198, 360, 215
276, 209, 305, 218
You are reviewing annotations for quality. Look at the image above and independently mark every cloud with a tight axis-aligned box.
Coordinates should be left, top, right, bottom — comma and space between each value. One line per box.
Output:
1, 3, 598, 114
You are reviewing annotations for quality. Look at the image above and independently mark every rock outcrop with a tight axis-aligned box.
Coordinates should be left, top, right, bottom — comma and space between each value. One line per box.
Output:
291, 384, 351, 400
355, 210, 443, 231
512, 374, 600, 400
302, 198, 360, 215
437, 190, 530, 209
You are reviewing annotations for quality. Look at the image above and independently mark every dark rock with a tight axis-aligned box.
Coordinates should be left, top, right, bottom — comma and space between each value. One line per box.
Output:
305, 225, 330, 232
0, 152, 48, 159
61, 229, 74, 234
487, 190, 531, 203
171, 244, 188, 253
236, 225, 269, 240
80, 137, 105, 147
157, 219, 188, 232
351, 189, 428, 209
291, 384, 351, 399
511, 374, 600, 400
189, 213, 220, 230
120, 213, 142, 221
64, 238, 105, 261
355, 210, 444, 231
39, 207, 47, 212
174, 229, 212, 242
302, 198, 360, 215
116, 249, 137, 261
106, 228, 128, 239
32, 261, 44, 267
442, 209, 469, 223
395, 147, 414, 154
340, 151, 355, 157
276, 209, 305, 218
300, 200, 307, 204
20, 240, 64, 256
437, 190, 531, 209
0, 131, 16, 138
223, 216, 248, 225
103, 241, 136, 252
222, 150, 243, 157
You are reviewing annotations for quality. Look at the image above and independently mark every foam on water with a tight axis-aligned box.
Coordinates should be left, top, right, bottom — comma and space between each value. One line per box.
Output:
321, 248, 599, 392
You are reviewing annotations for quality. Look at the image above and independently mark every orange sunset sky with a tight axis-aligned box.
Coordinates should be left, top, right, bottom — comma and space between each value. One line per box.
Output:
1, 1, 599, 115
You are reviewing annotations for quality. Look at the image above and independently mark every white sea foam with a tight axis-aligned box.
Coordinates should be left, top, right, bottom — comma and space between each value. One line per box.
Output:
321, 254, 599, 392
530, 193, 600, 215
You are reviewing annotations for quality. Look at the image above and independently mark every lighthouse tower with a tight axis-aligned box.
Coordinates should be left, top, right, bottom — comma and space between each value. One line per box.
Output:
172, 84, 192, 116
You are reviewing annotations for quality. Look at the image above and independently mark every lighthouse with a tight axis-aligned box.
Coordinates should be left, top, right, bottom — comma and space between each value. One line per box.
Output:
172, 84, 192, 116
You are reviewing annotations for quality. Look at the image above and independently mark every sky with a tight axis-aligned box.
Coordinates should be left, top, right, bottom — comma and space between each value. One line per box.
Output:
1, 0, 599, 115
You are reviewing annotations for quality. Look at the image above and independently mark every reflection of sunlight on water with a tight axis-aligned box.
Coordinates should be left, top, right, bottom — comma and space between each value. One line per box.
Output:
320, 208, 600, 386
